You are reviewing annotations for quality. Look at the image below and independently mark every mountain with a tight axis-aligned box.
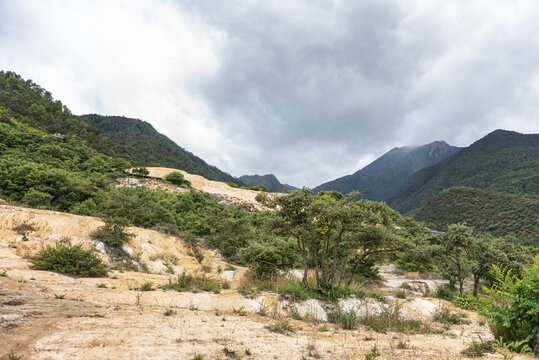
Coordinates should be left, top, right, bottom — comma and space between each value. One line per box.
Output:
313, 141, 461, 201
415, 187, 538, 246
0, 71, 129, 160
239, 174, 298, 193
81, 114, 241, 184
388, 130, 539, 214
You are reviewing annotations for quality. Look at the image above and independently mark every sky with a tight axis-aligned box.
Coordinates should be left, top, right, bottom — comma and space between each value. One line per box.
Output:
1, 0, 539, 187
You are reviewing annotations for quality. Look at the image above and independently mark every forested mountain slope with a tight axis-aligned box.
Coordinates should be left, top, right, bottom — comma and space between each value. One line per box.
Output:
388, 130, 539, 214
239, 174, 298, 192
415, 187, 538, 246
82, 114, 241, 184
313, 141, 460, 201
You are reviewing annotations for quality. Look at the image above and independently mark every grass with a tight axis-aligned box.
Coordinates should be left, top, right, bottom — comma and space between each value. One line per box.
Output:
192, 352, 204, 360
329, 302, 435, 334
138, 281, 154, 291
364, 345, 380, 360
460, 340, 496, 357
0, 269, 7, 277
433, 307, 469, 326
165, 272, 224, 294
394, 290, 407, 299
8, 350, 21, 360
163, 309, 175, 316
265, 319, 295, 334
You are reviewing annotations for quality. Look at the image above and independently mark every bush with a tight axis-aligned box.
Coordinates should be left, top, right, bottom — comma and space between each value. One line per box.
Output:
433, 307, 469, 326
327, 309, 358, 330
90, 220, 134, 248
460, 341, 495, 357
483, 258, 539, 355
30, 238, 108, 277
165, 272, 224, 294
165, 171, 186, 186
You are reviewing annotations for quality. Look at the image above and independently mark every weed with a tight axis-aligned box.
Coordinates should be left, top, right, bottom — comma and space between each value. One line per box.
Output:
164, 309, 176, 316
265, 319, 295, 334
202, 265, 211, 273
96, 283, 107, 288
394, 290, 407, 299
192, 352, 204, 360
364, 345, 380, 360
54, 293, 66, 299
8, 350, 21, 360
0, 269, 7, 277
244, 349, 251, 355
328, 309, 358, 330
189, 303, 199, 311
165, 272, 223, 294
318, 325, 329, 332
257, 301, 269, 316
433, 307, 469, 326
435, 287, 453, 301
396, 339, 409, 349
360, 302, 434, 334
460, 340, 495, 357
138, 281, 154, 291
400, 282, 412, 290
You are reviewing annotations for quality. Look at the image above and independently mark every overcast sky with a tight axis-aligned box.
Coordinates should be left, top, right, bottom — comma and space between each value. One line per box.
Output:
1, 0, 539, 187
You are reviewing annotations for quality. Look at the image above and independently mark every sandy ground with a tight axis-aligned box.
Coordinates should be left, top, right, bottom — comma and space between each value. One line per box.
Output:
0, 205, 534, 360
144, 167, 272, 211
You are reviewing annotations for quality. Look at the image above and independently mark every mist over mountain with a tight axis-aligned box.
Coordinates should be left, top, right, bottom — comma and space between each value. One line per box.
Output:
388, 129, 539, 214
313, 141, 461, 201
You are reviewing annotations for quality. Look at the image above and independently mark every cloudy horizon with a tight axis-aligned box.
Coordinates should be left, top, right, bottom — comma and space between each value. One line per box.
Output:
1, 0, 539, 187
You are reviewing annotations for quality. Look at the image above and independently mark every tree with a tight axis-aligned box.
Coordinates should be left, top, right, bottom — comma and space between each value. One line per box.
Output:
273, 189, 406, 293
437, 223, 474, 294
165, 171, 186, 186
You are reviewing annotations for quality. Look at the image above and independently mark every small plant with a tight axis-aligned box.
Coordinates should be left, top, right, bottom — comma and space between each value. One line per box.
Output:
318, 325, 329, 332
460, 340, 495, 357
165, 272, 224, 294
202, 265, 211, 273
364, 345, 380, 360
265, 319, 295, 334
0, 269, 7, 277
244, 349, 251, 355
8, 350, 21, 360
163, 309, 176, 316
327, 309, 358, 330
257, 301, 269, 316
13, 223, 35, 235
396, 339, 409, 349
433, 307, 469, 326
400, 282, 412, 290
192, 352, 204, 360
189, 303, 199, 311
96, 283, 107, 288
31, 238, 108, 277
138, 281, 154, 291
165, 171, 188, 186
221, 281, 231, 290
90, 220, 134, 248
394, 290, 407, 299
435, 287, 453, 301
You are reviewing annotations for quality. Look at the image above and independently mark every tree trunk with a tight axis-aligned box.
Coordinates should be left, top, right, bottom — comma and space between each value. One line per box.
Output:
297, 237, 309, 288
473, 273, 480, 297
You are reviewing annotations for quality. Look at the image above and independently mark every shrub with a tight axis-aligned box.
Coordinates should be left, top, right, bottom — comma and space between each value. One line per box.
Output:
165, 171, 186, 186
483, 258, 539, 355
90, 220, 134, 248
359, 302, 433, 334
132, 167, 149, 175
327, 309, 358, 330
30, 237, 108, 277
165, 272, 223, 294
460, 341, 495, 357
433, 307, 469, 326
265, 319, 295, 334
434, 287, 453, 301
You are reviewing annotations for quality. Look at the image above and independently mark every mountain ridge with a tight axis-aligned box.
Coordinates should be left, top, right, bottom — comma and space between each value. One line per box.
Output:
313, 140, 461, 201
239, 174, 298, 193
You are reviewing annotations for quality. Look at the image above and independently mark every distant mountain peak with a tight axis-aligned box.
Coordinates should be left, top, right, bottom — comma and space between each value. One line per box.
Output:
239, 174, 298, 192
313, 140, 461, 201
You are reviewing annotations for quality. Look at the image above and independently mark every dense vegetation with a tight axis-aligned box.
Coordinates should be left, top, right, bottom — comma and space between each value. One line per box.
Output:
82, 114, 242, 184
30, 237, 108, 277
239, 174, 297, 192
389, 130, 539, 214
415, 187, 538, 245
313, 141, 460, 201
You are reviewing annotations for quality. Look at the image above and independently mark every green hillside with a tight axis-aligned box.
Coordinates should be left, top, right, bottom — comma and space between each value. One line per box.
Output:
0, 71, 129, 159
313, 141, 461, 201
415, 187, 538, 246
389, 130, 539, 214
239, 174, 298, 192
82, 114, 241, 184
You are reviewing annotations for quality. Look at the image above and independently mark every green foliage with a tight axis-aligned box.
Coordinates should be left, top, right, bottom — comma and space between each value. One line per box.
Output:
132, 167, 149, 176
165, 171, 186, 186
239, 238, 300, 278
90, 220, 134, 248
433, 307, 469, 326
415, 187, 539, 245
165, 272, 224, 294
265, 319, 295, 334
30, 238, 108, 277
483, 258, 539, 355
460, 341, 496, 357
242, 184, 268, 192
390, 129, 539, 214
327, 308, 359, 330
83, 114, 241, 184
